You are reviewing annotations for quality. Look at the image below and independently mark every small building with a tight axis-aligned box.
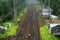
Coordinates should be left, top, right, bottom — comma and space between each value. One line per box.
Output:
48, 23, 60, 35
50, 15, 60, 23
42, 6, 52, 17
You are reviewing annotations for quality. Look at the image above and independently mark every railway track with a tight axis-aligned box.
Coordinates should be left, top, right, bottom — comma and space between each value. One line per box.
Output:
1, 4, 41, 40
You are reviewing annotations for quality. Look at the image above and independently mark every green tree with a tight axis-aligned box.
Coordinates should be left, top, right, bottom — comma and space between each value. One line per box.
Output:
0, 0, 26, 22
50, 0, 60, 17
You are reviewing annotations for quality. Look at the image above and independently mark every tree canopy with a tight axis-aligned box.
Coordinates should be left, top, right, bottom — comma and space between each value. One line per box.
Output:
50, 0, 60, 17
0, 0, 26, 21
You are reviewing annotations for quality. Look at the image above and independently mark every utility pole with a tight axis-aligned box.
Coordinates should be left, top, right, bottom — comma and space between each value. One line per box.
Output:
48, 0, 51, 28
13, 0, 18, 24
40, 0, 43, 26
49, 0, 50, 8
48, 0, 51, 19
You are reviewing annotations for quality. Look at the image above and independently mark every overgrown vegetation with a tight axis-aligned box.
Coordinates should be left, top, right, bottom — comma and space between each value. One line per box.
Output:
0, 7, 28, 39
40, 25, 60, 40
50, 0, 60, 17
0, 0, 32, 39
0, 0, 26, 21
0, 0, 13, 21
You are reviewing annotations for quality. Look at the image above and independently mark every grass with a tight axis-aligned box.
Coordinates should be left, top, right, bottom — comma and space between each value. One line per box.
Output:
0, 21, 18, 38
0, 6, 28, 39
40, 25, 60, 40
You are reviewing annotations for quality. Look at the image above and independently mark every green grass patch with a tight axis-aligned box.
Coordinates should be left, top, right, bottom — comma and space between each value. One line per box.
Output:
0, 21, 18, 38
40, 25, 60, 40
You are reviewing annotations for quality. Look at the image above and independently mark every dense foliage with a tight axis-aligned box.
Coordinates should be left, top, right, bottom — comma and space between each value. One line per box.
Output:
0, 0, 13, 20
50, 0, 60, 17
0, 0, 26, 21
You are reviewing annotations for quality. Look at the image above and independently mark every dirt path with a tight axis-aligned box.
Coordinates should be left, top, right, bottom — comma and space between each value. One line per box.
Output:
2, 4, 42, 40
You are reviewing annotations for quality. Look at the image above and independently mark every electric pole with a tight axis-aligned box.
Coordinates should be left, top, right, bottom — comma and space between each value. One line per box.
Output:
13, 0, 18, 24
40, 0, 43, 26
